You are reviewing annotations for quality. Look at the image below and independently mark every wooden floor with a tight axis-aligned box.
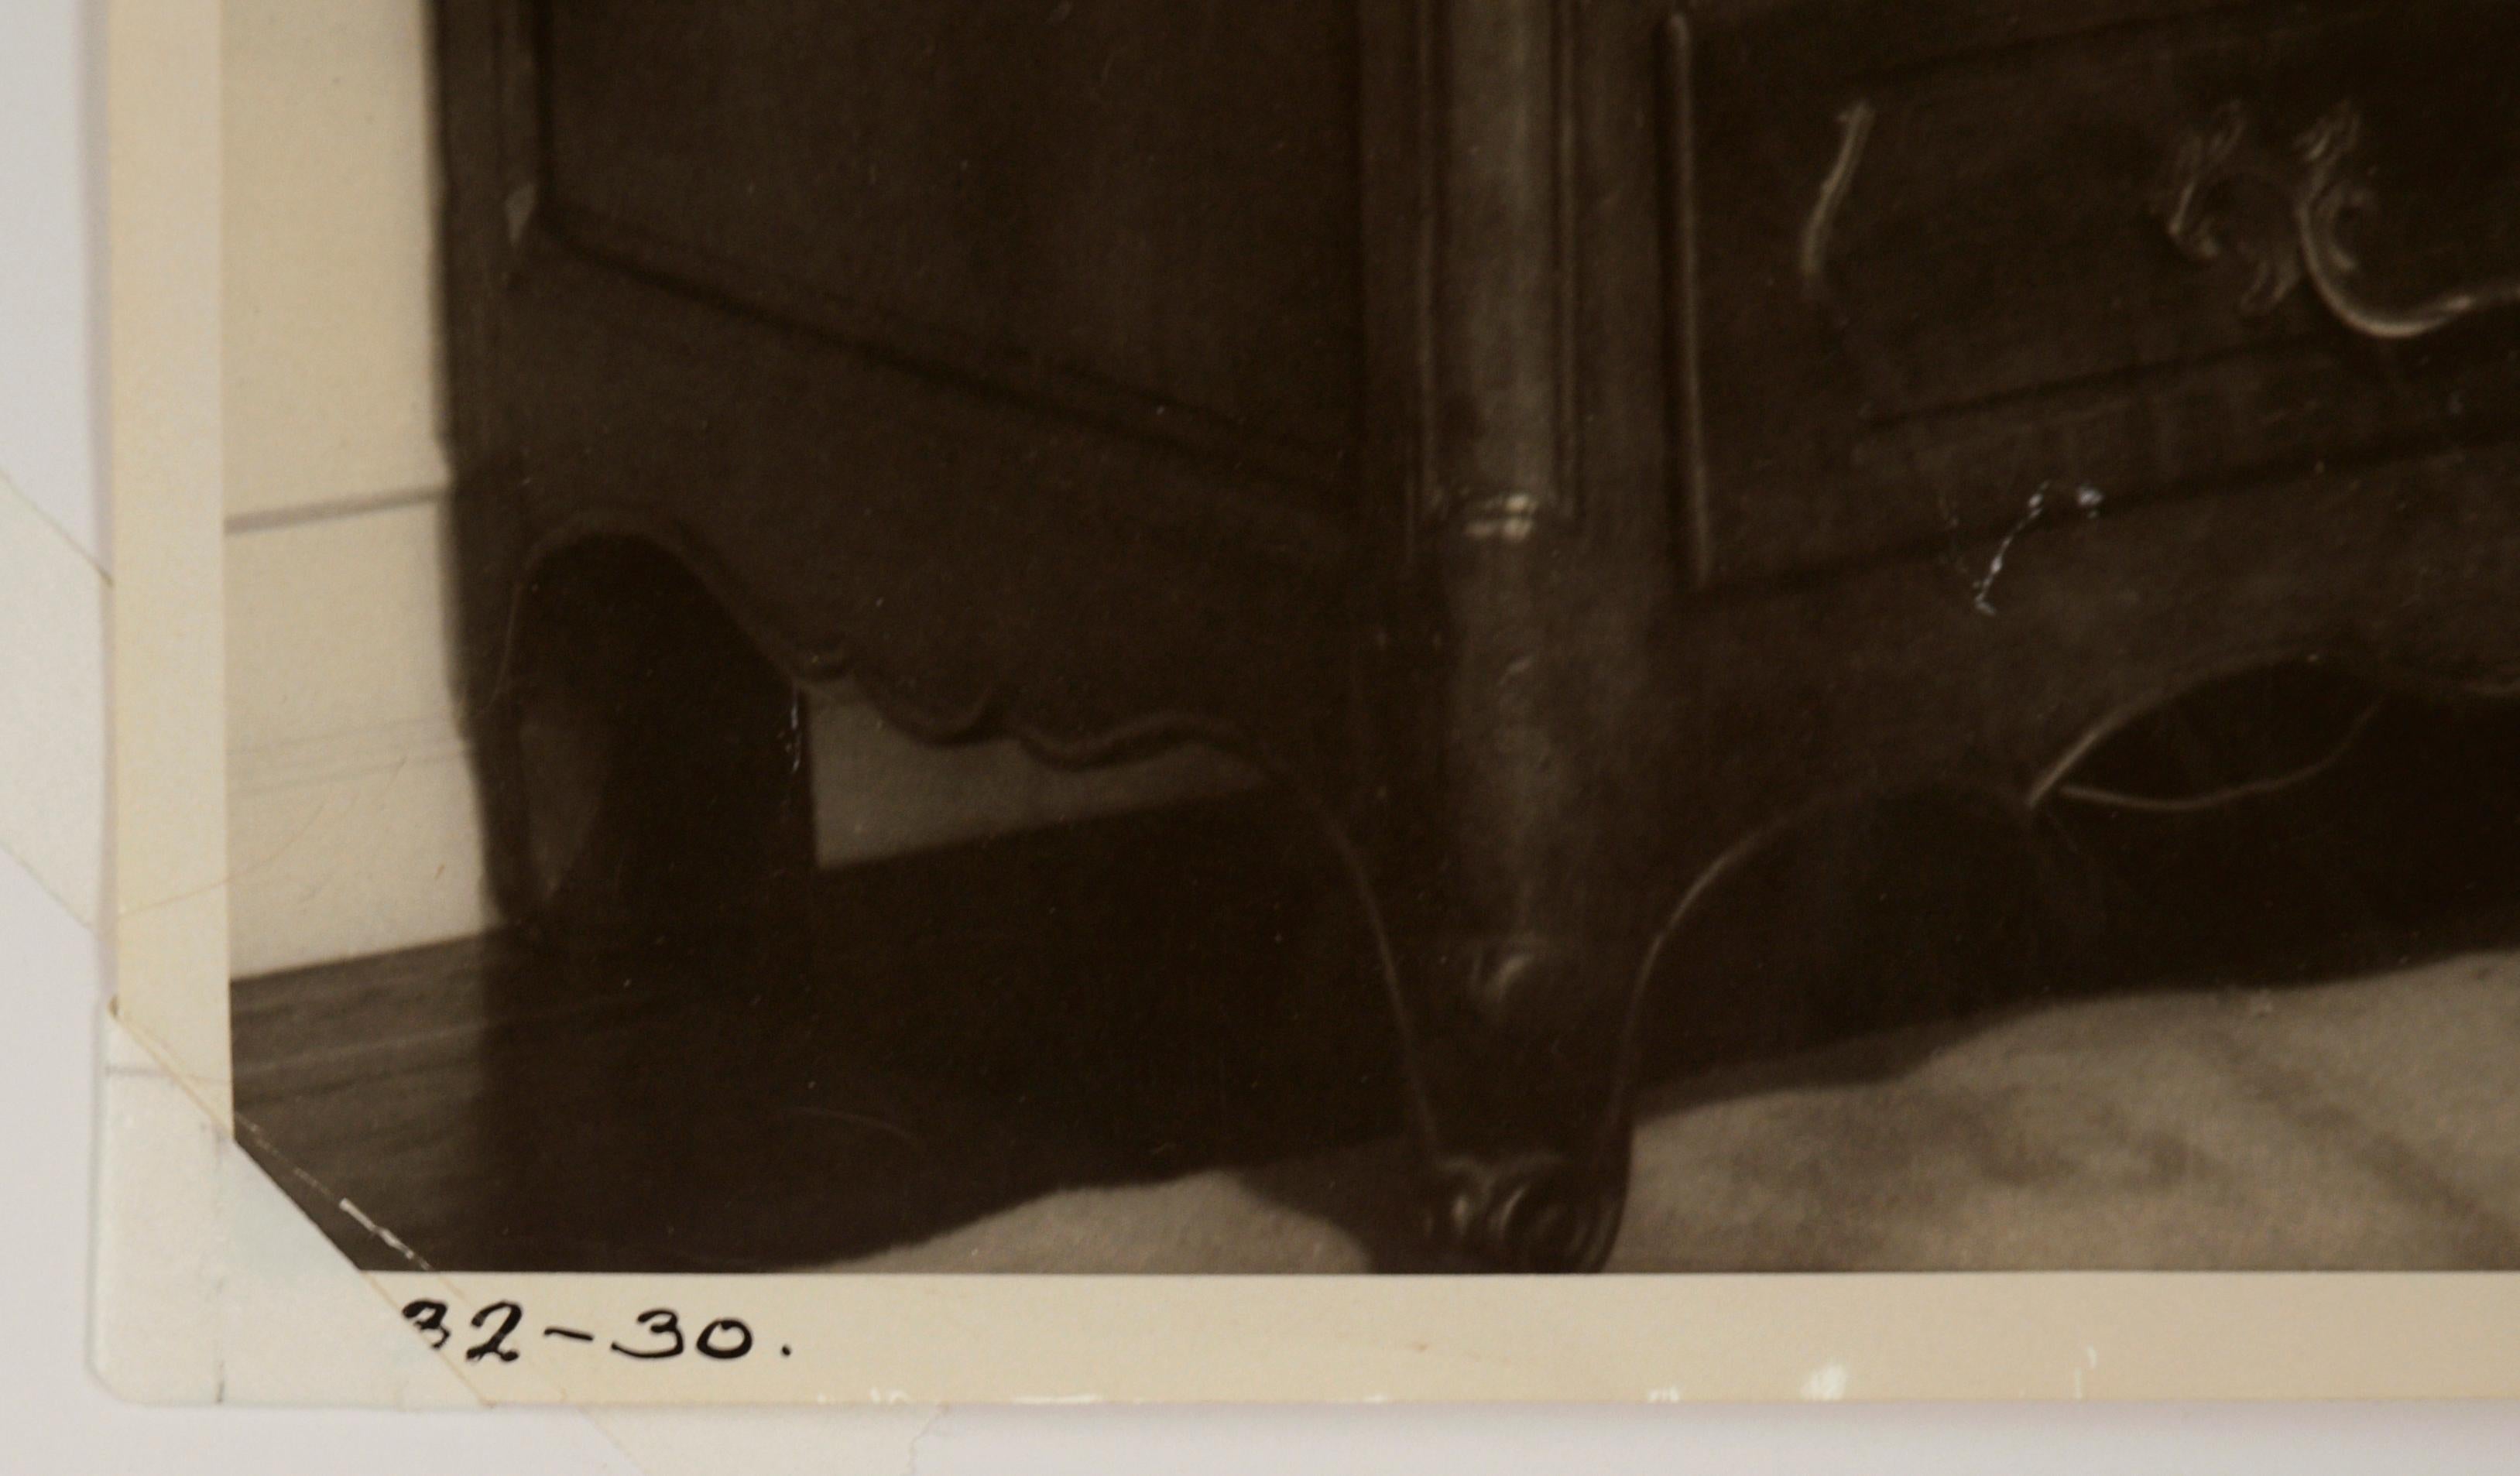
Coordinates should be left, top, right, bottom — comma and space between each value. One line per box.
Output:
234, 797, 1397, 1272
235, 693, 2520, 1272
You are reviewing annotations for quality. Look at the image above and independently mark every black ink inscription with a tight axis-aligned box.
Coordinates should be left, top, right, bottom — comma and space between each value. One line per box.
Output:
609, 1308, 686, 1361
398, 1300, 780, 1366
465, 1301, 524, 1364
696, 1318, 754, 1361
400, 1300, 451, 1351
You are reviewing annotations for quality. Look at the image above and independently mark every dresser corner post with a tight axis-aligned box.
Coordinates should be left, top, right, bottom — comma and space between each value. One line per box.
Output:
1381, 526, 1661, 1275
1362, 0, 1674, 1273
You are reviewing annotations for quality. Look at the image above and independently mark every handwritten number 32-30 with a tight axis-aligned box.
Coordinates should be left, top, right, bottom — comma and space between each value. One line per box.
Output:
400, 1300, 759, 1364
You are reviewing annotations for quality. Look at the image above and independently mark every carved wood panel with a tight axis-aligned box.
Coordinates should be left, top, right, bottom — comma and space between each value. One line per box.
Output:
1676, 0, 2520, 587
536, 0, 1367, 499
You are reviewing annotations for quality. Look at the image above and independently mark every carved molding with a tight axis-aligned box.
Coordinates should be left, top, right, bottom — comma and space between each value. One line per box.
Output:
1797, 99, 1876, 309
1661, 10, 1713, 586
1424, 0, 1583, 536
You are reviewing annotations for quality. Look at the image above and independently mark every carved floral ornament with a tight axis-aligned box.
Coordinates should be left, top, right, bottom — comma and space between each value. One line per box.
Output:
2155, 99, 2520, 342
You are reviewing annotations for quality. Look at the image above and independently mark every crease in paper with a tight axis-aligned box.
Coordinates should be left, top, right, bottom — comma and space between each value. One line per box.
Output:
0, 469, 108, 930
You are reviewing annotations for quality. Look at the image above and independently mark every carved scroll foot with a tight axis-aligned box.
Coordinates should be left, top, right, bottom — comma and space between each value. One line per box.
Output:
1422, 1148, 1628, 1274
1386, 932, 1649, 1273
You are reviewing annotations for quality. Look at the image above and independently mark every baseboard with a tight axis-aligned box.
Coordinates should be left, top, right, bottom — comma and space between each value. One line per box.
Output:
224, 493, 1266, 975
807, 693, 1260, 868
227, 700, 1266, 978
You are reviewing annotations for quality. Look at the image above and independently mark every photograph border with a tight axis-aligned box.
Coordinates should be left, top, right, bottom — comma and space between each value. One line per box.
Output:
98, 0, 2520, 1405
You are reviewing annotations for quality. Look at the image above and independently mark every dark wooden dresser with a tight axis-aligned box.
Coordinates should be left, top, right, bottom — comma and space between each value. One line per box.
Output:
436, 0, 2520, 1269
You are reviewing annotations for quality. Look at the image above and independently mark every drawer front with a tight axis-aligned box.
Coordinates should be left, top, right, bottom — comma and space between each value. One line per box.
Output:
1683, 0, 2520, 587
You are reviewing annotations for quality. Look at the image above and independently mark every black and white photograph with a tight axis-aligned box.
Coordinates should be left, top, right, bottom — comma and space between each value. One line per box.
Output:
215, 0, 2520, 1293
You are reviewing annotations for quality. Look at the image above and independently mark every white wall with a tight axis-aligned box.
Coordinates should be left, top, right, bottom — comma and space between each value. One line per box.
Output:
222, 0, 476, 976
221, 0, 1247, 978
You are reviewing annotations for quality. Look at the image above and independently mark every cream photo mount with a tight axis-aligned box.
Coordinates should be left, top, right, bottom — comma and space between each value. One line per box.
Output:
90, 0, 2520, 1406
